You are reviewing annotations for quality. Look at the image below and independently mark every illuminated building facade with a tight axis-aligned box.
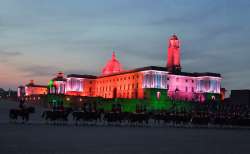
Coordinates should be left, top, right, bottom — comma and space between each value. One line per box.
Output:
23, 80, 47, 96
166, 73, 221, 102
19, 34, 223, 103
17, 86, 25, 97
65, 74, 96, 96
49, 72, 67, 94
92, 66, 221, 102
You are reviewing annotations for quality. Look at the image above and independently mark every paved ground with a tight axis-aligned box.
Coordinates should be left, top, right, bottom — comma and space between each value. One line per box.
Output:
1, 100, 250, 154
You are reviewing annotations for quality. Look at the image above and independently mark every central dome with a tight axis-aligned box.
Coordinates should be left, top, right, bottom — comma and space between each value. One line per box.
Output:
102, 52, 123, 75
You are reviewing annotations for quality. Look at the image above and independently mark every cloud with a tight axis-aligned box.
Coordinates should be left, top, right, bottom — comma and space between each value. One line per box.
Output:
19, 65, 99, 79
0, 50, 23, 63
20, 65, 59, 77
0, 50, 22, 56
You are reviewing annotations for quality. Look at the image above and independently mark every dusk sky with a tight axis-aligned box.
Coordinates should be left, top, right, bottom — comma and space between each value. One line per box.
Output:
0, 0, 250, 94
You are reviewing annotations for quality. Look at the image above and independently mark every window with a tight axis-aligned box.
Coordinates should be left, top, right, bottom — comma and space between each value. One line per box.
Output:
135, 91, 138, 99
176, 86, 179, 91
157, 91, 161, 100
185, 87, 188, 92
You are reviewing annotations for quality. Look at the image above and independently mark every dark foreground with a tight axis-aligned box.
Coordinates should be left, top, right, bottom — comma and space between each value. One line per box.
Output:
1, 101, 250, 154
1, 124, 250, 154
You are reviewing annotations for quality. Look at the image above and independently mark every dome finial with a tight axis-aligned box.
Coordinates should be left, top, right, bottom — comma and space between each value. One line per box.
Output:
112, 51, 116, 60
30, 80, 34, 85
171, 33, 178, 40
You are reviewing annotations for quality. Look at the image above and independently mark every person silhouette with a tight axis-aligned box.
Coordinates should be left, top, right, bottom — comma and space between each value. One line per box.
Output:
19, 98, 25, 109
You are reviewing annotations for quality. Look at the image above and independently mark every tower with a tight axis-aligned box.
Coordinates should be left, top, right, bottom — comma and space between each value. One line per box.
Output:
166, 34, 181, 73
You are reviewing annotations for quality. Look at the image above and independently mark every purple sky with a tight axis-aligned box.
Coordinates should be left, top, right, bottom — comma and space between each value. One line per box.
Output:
0, 0, 250, 94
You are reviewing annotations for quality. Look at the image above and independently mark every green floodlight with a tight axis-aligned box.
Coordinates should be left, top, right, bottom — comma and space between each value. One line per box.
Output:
48, 80, 53, 87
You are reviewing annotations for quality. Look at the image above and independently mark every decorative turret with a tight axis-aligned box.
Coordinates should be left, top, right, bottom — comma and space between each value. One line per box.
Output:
49, 71, 67, 94
27, 80, 35, 86
52, 72, 66, 81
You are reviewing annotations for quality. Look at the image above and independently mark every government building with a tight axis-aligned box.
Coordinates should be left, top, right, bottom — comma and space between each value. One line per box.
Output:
18, 35, 223, 104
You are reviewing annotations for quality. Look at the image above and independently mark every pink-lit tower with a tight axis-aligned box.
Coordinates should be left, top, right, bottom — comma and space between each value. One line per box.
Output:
166, 34, 181, 73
